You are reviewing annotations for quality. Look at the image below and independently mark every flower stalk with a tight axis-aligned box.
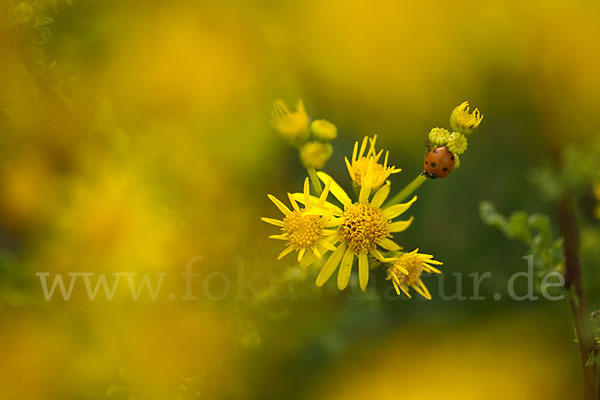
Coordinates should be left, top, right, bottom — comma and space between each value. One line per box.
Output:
558, 197, 599, 400
385, 173, 427, 207
307, 167, 323, 196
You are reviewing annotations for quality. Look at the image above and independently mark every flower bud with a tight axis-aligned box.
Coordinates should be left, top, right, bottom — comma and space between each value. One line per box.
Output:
310, 119, 337, 141
428, 128, 450, 147
447, 132, 468, 155
299, 141, 333, 170
450, 101, 483, 135
271, 99, 310, 145
454, 153, 461, 169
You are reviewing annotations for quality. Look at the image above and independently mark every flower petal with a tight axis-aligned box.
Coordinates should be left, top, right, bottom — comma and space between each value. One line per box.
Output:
268, 194, 292, 216
337, 247, 355, 290
382, 195, 417, 219
317, 172, 352, 207
277, 246, 294, 260
358, 252, 369, 292
378, 238, 401, 251
370, 181, 390, 208
316, 243, 347, 287
261, 217, 285, 227
388, 217, 414, 232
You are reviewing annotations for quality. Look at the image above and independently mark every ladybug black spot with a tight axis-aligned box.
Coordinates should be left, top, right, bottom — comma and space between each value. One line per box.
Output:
431, 162, 437, 168
450, 156, 455, 161
443, 167, 448, 172
433, 149, 438, 154
425, 161, 428, 164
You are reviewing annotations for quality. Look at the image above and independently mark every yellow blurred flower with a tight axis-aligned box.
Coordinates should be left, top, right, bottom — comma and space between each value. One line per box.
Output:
299, 141, 333, 170
262, 178, 338, 262
345, 135, 401, 190
271, 99, 310, 144
447, 131, 468, 155
295, 164, 415, 292
450, 101, 483, 136
310, 119, 338, 141
386, 249, 442, 300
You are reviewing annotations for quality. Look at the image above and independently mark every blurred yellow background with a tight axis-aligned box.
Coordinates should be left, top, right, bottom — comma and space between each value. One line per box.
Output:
1, 0, 599, 398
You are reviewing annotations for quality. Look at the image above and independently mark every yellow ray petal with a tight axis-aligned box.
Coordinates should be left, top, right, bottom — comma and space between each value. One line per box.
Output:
316, 243, 347, 287
303, 178, 311, 208
345, 157, 355, 180
378, 238, 401, 251
358, 136, 368, 159
358, 252, 369, 292
297, 248, 306, 262
388, 217, 414, 232
277, 246, 294, 260
370, 181, 390, 208
337, 246, 355, 290
311, 246, 322, 259
269, 234, 288, 240
261, 217, 285, 227
358, 158, 374, 204
318, 177, 333, 208
317, 171, 351, 207
268, 194, 292, 216
382, 195, 417, 219
288, 193, 300, 211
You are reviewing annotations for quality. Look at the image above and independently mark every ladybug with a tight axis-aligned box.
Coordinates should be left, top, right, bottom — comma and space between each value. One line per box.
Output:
423, 146, 455, 179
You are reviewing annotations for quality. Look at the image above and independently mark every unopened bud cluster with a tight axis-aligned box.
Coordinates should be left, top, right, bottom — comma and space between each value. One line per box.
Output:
271, 99, 337, 170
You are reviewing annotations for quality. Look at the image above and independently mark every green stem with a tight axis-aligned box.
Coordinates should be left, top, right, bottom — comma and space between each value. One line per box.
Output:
307, 167, 322, 196
385, 173, 427, 207
557, 198, 599, 400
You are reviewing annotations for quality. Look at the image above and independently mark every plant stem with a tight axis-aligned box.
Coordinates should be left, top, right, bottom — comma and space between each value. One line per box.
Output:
385, 173, 427, 207
557, 197, 599, 400
307, 167, 322, 196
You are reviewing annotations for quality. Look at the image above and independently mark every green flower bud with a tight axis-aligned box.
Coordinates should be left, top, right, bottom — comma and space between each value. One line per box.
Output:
299, 141, 333, 170
447, 132, 468, 155
428, 128, 451, 147
271, 99, 310, 145
454, 153, 461, 169
450, 101, 483, 135
310, 119, 337, 141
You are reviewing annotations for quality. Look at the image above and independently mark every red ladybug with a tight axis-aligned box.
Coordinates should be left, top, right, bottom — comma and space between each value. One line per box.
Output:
423, 146, 455, 179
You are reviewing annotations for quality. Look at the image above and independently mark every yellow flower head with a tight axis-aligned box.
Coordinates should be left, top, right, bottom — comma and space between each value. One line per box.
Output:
428, 128, 451, 147
262, 178, 338, 263
295, 163, 415, 292
310, 119, 338, 141
386, 249, 442, 300
447, 131, 468, 155
271, 99, 310, 144
450, 101, 483, 136
299, 141, 333, 170
346, 135, 401, 190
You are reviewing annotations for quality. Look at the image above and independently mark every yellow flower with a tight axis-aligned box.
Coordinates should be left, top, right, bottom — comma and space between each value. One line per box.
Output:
310, 119, 338, 141
447, 131, 468, 155
345, 135, 401, 190
262, 178, 338, 262
428, 128, 450, 147
293, 164, 415, 292
450, 101, 483, 136
299, 141, 333, 170
271, 99, 310, 144
386, 249, 442, 300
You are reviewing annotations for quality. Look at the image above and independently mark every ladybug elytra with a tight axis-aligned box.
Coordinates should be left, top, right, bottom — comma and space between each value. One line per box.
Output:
424, 146, 455, 179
